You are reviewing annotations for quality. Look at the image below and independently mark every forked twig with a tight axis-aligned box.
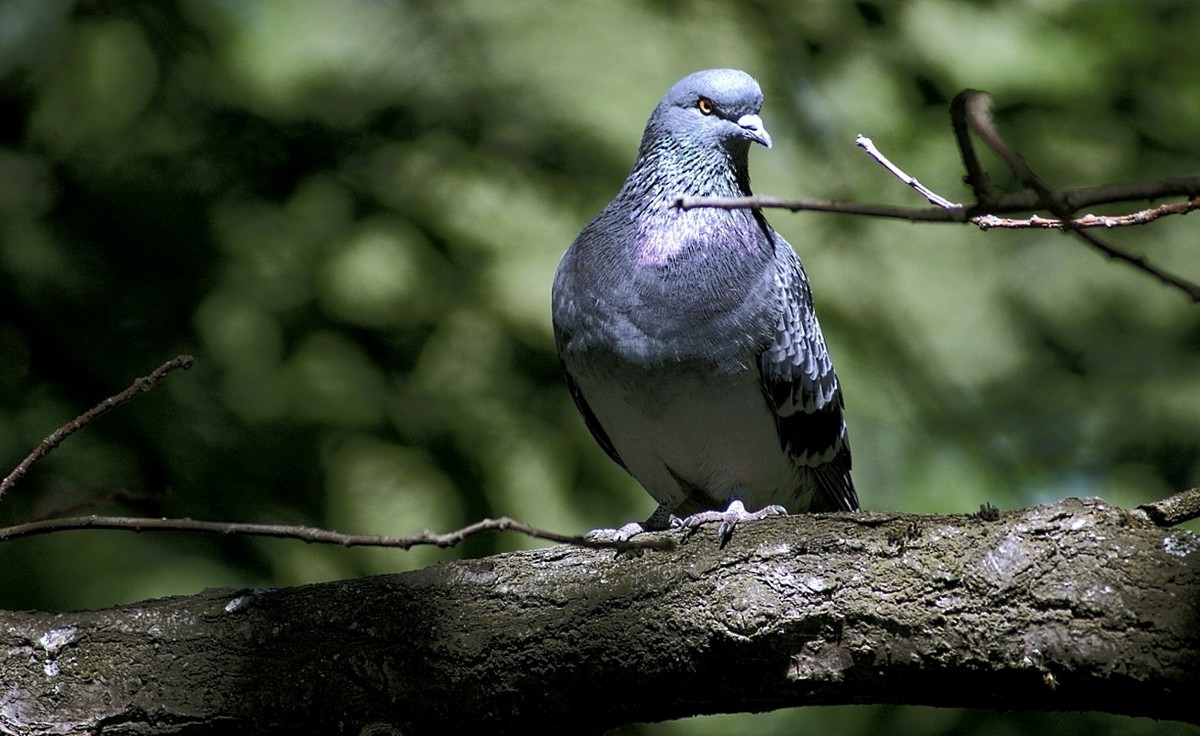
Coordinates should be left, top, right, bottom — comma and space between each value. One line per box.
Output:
950, 89, 1200, 303
0, 354, 675, 554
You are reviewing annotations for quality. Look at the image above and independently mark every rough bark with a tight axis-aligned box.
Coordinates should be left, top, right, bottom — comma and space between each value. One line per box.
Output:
2, 497, 1198, 735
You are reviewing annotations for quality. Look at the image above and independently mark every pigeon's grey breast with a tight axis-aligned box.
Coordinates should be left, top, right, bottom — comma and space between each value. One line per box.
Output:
553, 195, 802, 513
554, 198, 778, 374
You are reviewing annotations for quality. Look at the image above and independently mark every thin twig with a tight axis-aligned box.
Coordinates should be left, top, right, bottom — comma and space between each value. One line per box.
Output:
1045, 175, 1200, 211
855, 134, 960, 208
678, 177, 1200, 218
1073, 226, 1200, 300
0, 514, 676, 552
950, 90, 997, 203
0, 355, 195, 504
959, 91, 1050, 201
678, 194, 1200, 230
852, 135, 1200, 230
678, 194, 974, 222
973, 200, 1200, 229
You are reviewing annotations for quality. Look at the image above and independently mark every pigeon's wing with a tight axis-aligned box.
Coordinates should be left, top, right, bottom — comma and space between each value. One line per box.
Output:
758, 233, 858, 512
552, 223, 630, 473
560, 362, 627, 471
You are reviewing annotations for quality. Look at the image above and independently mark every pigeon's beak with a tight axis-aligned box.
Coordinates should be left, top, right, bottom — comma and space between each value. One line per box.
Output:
737, 113, 772, 149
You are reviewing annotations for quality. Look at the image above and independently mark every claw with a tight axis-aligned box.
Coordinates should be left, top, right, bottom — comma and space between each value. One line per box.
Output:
674, 500, 787, 543
586, 521, 648, 543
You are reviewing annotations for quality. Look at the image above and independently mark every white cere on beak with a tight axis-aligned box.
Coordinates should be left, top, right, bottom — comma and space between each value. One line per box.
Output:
737, 113, 772, 148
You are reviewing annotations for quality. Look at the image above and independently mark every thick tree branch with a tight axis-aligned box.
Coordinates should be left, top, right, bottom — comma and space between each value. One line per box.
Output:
1137, 486, 1200, 527
2, 497, 1197, 735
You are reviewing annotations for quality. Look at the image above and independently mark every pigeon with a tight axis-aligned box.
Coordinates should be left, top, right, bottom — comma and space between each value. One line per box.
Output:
552, 69, 857, 541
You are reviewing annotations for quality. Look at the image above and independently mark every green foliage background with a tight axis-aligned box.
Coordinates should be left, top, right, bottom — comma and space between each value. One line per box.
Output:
1, 1, 1198, 733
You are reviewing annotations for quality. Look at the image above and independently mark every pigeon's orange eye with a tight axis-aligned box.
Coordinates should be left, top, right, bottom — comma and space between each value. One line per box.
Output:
697, 97, 715, 115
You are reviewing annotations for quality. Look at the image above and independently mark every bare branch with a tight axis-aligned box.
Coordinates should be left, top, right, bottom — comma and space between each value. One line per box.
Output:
679, 178, 1200, 219
0, 355, 674, 554
951, 89, 996, 202
678, 194, 1200, 230
974, 199, 1200, 229
954, 90, 1200, 303
3, 498, 1196, 734
0, 513, 675, 553
1049, 175, 1200, 210
955, 90, 1049, 200
1136, 487, 1200, 527
1069, 227, 1200, 300
681, 89, 1200, 303
855, 134, 960, 208
677, 194, 974, 222
0, 355, 195, 504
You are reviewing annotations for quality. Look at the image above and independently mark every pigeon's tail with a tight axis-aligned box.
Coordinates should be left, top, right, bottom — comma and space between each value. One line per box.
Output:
812, 449, 858, 512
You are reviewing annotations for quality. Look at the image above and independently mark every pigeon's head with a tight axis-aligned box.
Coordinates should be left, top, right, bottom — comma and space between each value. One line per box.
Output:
644, 69, 773, 153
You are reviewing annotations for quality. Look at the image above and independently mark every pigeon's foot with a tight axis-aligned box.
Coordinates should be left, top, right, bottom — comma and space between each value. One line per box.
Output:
585, 521, 649, 543
586, 503, 675, 543
673, 499, 787, 543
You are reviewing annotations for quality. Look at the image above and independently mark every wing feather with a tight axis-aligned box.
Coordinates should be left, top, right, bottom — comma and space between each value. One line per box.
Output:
758, 234, 858, 512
